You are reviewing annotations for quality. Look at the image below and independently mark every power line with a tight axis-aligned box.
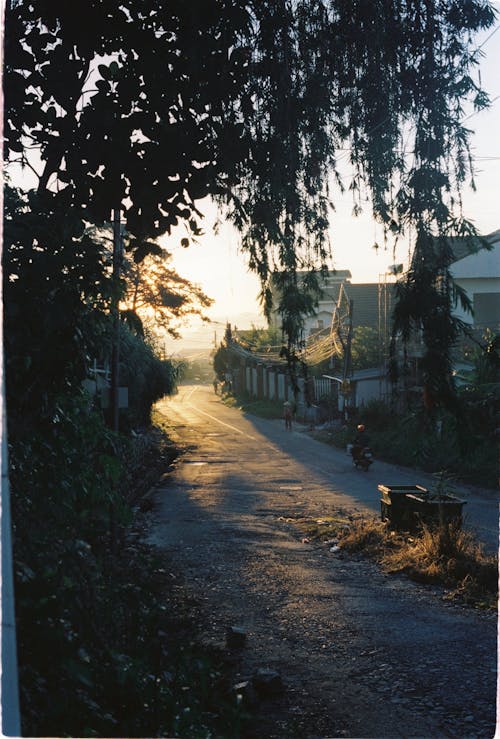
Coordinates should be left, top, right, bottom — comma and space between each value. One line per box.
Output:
476, 23, 500, 51
462, 92, 500, 122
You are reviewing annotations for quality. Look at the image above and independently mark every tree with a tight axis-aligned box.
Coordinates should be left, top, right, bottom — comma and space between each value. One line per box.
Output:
351, 327, 382, 372
121, 247, 213, 338
4, 0, 253, 239
236, 325, 282, 352
5, 0, 497, 408
3, 185, 112, 420
212, 342, 232, 382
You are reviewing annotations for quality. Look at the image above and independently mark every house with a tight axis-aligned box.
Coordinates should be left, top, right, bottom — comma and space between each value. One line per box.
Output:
323, 367, 392, 414
268, 269, 395, 337
450, 229, 500, 332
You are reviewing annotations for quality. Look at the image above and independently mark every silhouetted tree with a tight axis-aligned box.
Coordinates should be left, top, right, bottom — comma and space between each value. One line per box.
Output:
5, 0, 496, 407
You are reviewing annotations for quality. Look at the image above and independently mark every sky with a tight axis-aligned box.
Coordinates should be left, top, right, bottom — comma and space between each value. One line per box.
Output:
7, 9, 500, 349
165, 18, 500, 345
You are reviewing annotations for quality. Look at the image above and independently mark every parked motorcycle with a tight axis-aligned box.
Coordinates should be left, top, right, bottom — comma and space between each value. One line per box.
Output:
350, 444, 374, 471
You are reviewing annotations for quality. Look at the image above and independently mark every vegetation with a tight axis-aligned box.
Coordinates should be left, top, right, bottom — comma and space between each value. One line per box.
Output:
291, 514, 497, 610
342, 519, 498, 610
178, 357, 214, 383
11, 400, 248, 736
318, 401, 497, 488
4, 2, 499, 732
315, 330, 499, 488
213, 342, 234, 383
236, 325, 282, 353
121, 246, 213, 338
5, 0, 497, 400
350, 327, 382, 372
3, 185, 200, 733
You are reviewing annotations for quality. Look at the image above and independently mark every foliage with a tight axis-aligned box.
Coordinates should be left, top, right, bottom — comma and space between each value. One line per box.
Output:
350, 326, 383, 371
291, 512, 497, 608
4, 0, 251, 239
121, 246, 213, 338
213, 342, 233, 381
3, 184, 178, 430
117, 325, 179, 427
3, 185, 112, 421
323, 399, 497, 487
390, 228, 481, 413
338, 518, 497, 609
178, 357, 214, 382
236, 324, 282, 353
467, 330, 500, 387
11, 401, 248, 736
5, 0, 497, 396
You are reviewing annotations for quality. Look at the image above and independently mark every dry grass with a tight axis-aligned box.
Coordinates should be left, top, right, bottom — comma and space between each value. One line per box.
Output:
289, 513, 498, 610
282, 514, 352, 543
380, 523, 498, 608
338, 517, 393, 557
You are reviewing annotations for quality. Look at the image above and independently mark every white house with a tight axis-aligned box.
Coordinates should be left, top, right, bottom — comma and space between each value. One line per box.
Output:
450, 229, 500, 330
323, 368, 392, 413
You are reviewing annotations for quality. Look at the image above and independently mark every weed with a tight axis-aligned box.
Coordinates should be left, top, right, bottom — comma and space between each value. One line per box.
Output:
340, 518, 395, 557
336, 516, 498, 609
381, 522, 498, 608
290, 514, 352, 543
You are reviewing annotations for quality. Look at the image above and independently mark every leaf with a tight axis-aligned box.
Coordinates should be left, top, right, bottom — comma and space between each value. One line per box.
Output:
97, 64, 111, 80
108, 61, 120, 79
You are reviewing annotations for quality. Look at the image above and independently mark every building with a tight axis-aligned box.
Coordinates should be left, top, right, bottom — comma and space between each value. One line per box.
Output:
268, 269, 395, 337
450, 229, 500, 332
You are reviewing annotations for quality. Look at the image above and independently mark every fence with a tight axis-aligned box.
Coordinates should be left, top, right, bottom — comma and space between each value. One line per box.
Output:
224, 338, 339, 422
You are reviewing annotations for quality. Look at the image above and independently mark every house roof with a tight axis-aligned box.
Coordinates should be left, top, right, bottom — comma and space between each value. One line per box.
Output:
344, 283, 395, 329
450, 237, 500, 280
323, 367, 388, 382
450, 229, 500, 263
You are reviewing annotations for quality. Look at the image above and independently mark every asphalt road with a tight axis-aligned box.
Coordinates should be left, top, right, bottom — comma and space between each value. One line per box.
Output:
159, 383, 498, 552
148, 384, 498, 738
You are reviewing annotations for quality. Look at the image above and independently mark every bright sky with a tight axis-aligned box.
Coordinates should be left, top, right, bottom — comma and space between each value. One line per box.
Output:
165, 17, 500, 334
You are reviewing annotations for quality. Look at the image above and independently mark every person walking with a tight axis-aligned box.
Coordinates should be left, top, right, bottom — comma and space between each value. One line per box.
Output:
283, 400, 293, 430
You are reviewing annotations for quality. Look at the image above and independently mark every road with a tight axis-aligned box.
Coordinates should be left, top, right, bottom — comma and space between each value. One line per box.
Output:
148, 384, 498, 738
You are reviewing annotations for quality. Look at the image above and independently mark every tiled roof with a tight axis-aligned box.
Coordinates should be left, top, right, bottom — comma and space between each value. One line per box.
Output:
343, 283, 395, 329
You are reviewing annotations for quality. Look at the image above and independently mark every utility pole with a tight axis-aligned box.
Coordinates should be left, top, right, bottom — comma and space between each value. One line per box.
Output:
342, 298, 354, 421
1, 10, 21, 727
110, 208, 122, 433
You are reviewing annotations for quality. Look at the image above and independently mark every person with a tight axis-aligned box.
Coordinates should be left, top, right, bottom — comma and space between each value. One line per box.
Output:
352, 423, 369, 457
213, 378, 218, 394
283, 400, 293, 430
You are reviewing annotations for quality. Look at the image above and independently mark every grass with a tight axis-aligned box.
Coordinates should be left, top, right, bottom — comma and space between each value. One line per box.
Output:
290, 514, 498, 610
281, 513, 353, 543
222, 392, 284, 420
313, 412, 498, 489
381, 522, 498, 608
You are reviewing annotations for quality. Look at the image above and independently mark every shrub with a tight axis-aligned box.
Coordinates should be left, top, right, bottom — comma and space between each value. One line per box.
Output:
118, 325, 178, 427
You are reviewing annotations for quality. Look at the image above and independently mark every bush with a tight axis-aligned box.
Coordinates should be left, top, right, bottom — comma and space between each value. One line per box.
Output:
11, 396, 246, 736
118, 325, 178, 427
326, 403, 497, 488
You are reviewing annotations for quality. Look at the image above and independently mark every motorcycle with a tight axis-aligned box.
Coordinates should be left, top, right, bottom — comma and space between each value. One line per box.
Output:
350, 444, 374, 471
